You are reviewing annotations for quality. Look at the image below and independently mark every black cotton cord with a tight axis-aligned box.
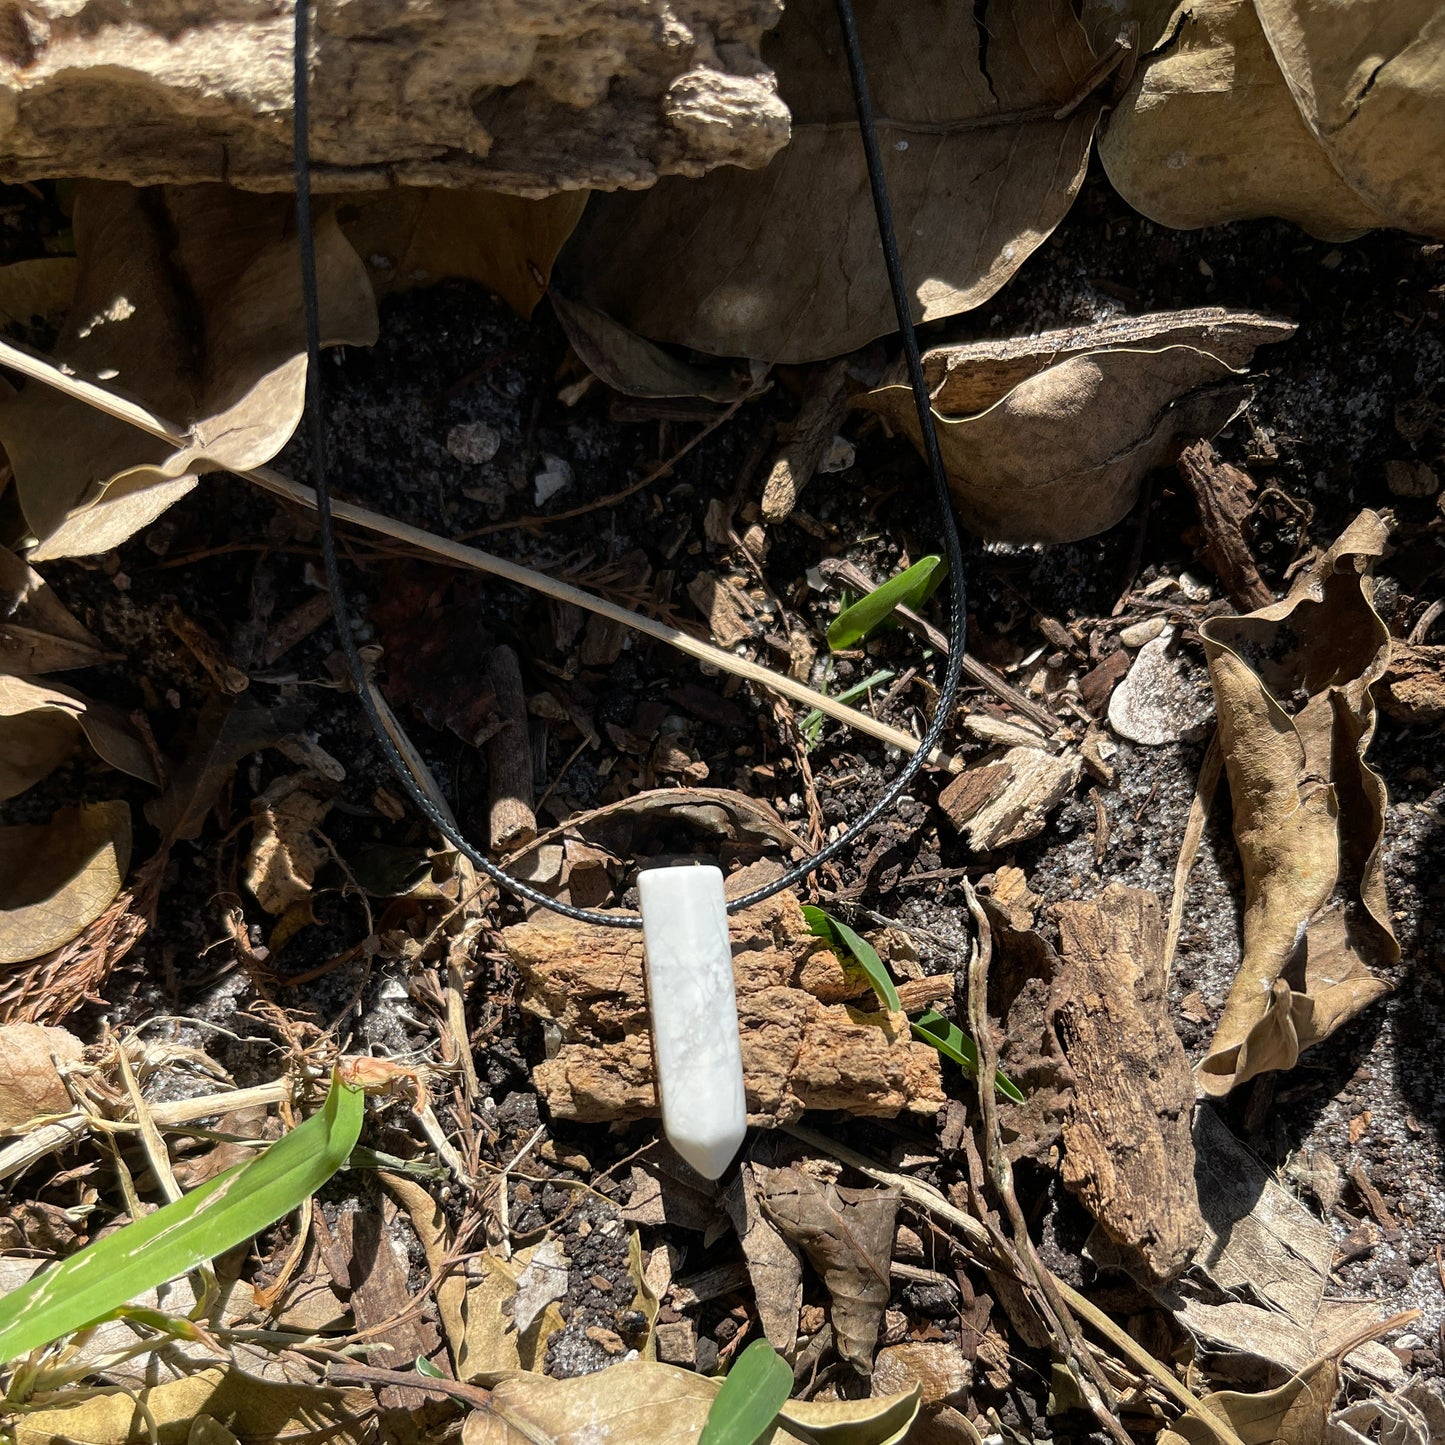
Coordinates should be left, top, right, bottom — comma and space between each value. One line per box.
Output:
291, 0, 966, 928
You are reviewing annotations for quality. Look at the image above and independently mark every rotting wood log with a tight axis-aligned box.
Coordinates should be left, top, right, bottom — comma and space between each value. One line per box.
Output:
0, 1, 790, 196
504, 872, 945, 1125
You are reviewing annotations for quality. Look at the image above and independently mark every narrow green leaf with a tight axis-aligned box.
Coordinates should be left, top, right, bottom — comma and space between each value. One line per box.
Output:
415, 1354, 446, 1378
827, 556, 941, 651
802, 905, 901, 1014
699, 1339, 794, 1445
0, 1070, 365, 1365
911, 1009, 1025, 1104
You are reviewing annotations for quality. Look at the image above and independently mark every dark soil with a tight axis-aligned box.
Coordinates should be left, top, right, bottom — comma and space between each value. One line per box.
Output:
3, 159, 1443, 1431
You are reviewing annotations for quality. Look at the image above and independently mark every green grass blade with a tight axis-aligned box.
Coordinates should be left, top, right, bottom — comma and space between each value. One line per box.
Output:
911, 1009, 1024, 1103
700, 1339, 794, 1445
827, 556, 941, 651
802, 905, 901, 1013
0, 1070, 365, 1365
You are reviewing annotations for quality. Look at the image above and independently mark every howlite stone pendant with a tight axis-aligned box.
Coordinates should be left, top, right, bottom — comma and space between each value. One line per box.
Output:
637, 864, 747, 1180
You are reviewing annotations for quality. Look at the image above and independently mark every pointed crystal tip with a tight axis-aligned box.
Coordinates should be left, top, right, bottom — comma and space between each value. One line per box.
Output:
669, 1121, 747, 1181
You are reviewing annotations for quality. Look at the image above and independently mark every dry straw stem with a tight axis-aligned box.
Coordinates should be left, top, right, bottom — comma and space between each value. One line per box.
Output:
783, 1122, 1247, 1445
0, 336, 965, 774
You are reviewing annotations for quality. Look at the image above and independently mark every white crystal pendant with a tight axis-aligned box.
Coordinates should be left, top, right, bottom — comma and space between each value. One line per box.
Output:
637, 864, 747, 1180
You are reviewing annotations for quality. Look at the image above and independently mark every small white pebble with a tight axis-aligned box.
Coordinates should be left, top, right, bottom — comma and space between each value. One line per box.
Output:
1120, 616, 1167, 648
534, 454, 574, 506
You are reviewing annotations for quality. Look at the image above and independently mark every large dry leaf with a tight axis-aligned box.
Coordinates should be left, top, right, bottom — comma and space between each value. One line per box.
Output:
0, 800, 131, 965
0, 545, 111, 675
465, 1360, 920, 1445
1197, 512, 1396, 1095
0, 1022, 83, 1128
1092, 0, 1391, 239
860, 309, 1293, 543
564, 0, 1104, 362
0, 182, 377, 561
757, 1165, 899, 1376
339, 188, 586, 317
1163, 1357, 1339, 1445
724, 1162, 806, 1356
0, 674, 157, 800
8, 1364, 370, 1445
1254, 0, 1445, 237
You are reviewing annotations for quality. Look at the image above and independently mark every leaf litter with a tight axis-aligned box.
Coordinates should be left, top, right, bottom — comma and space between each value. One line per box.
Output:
0, 12, 1440, 1444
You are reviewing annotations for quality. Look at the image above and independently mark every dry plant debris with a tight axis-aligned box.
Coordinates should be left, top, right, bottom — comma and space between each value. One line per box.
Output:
1198, 511, 1398, 1094
0, 6, 1439, 1440
859, 309, 1294, 542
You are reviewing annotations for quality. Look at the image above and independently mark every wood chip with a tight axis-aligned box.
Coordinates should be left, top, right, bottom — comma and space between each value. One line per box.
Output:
686, 571, 754, 647
939, 747, 1081, 850
760, 359, 850, 522
1176, 440, 1274, 612
1052, 886, 1204, 1283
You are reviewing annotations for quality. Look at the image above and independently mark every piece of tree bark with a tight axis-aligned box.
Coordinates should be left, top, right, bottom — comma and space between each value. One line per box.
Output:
939, 747, 1081, 851
1177, 441, 1274, 612
505, 884, 944, 1125
0, 1, 790, 196
484, 644, 536, 852
1051, 886, 1204, 1284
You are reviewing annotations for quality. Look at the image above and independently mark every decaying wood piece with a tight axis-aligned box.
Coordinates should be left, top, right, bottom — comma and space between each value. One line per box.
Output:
1176, 441, 1273, 612
1379, 641, 1445, 724
1051, 886, 1204, 1284
760, 360, 851, 522
0, 0, 790, 196
940, 747, 1081, 851
484, 645, 536, 852
506, 881, 944, 1124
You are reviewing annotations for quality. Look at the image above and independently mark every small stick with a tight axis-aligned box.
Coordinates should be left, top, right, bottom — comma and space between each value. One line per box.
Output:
484, 643, 536, 851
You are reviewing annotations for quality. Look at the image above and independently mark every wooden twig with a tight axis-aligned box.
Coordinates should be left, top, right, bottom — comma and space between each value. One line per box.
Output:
1164, 732, 1222, 979
962, 881, 1132, 1445
327, 1362, 491, 1410
484, 644, 536, 851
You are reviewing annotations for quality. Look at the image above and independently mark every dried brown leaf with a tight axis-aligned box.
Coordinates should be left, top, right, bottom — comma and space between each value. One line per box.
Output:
1162, 1356, 1338, 1445
565, 0, 1104, 362
0, 545, 110, 676
0, 1021, 83, 1128
758, 1164, 899, 1375
1255, 0, 1445, 236
147, 695, 307, 844
1197, 511, 1396, 1095
724, 1161, 805, 1355
859, 309, 1294, 543
244, 784, 333, 916
340, 188, 586, 318
0, 182, 377, 561
1093, 0, 1392, 239
465, 1361, 920, 1445
0, 674, 157, 800
551, 292, 753, 402
0, 800, 131, 966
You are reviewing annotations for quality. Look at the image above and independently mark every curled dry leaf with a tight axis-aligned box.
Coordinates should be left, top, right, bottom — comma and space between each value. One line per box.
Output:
565, 0, 1106, 362
0, 800, 131, 966
339, 188, 585, 318
464, 1361, 920, 1445
1093, 0, 1445, 240
1197, 511, 1396, 1095
0, 182, 377, 561
551, 291, 754, 402
0, 1022, 83, 1129
0, 545, 111, 676
0, 674, 157, 801
858, 309, 1294, 543
244, 783, 333, 916
757, 1164, 900, 1376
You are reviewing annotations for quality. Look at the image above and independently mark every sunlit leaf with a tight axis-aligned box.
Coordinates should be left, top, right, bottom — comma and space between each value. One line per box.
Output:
802, 905, 900, 1013
827, 556, 940, 651
699, 1339, 794, 1445
912, 1009, 1025, 1104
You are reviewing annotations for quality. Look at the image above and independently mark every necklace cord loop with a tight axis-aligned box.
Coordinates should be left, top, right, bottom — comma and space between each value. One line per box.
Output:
291, 0, 967, 929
